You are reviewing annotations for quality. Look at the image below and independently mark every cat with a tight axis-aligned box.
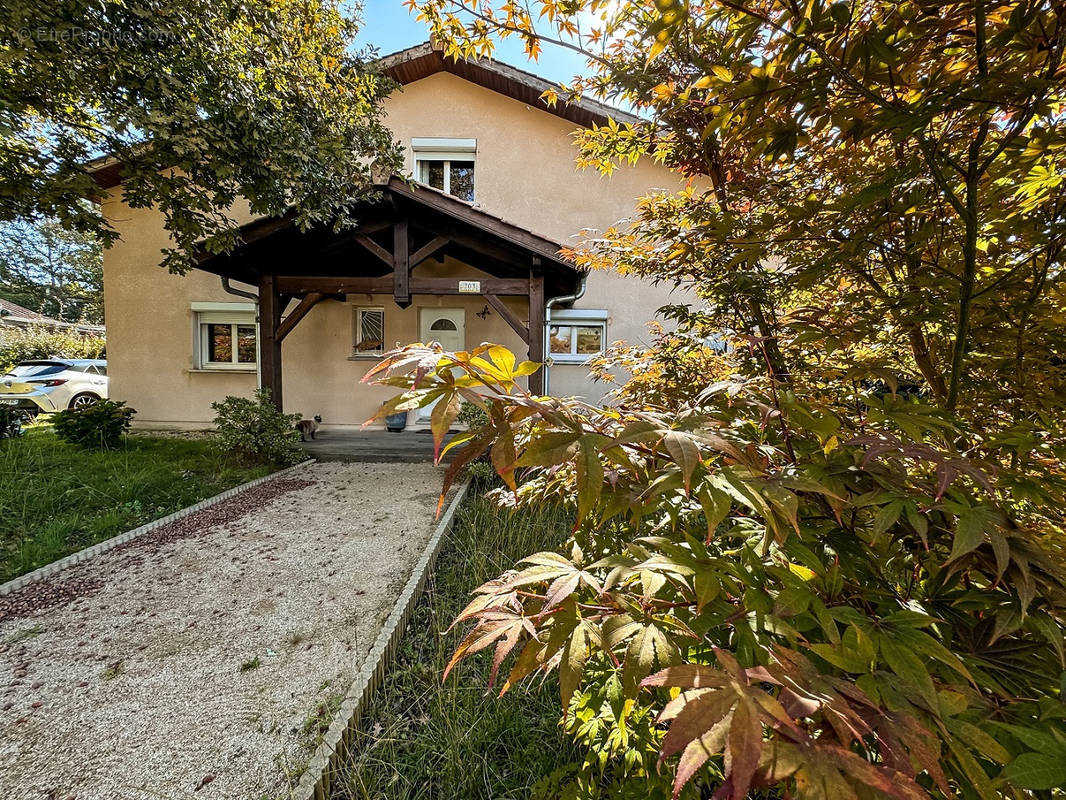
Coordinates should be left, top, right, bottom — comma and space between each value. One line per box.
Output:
296, 414, 322, 442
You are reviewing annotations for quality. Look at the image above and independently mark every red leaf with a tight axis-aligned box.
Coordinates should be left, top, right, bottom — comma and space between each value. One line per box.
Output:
660, 689, 737, 760
643, 663, 729, 690
672, 722, 731, 799
721, 695, 762, 800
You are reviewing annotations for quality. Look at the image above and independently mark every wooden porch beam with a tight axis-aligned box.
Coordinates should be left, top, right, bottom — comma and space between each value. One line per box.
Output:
482, 294, 529, 344
354, 234, 393, 268
275, 275, 531, 296
275, 292, 325, 342
410, 235, 449, 267
195, 212, 296, 264
442, 229, 529, 268
393, 219, 410, 308
528, 258, 546, 395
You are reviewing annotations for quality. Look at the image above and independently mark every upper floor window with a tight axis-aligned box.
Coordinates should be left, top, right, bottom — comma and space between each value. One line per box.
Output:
412, 138, 476, 203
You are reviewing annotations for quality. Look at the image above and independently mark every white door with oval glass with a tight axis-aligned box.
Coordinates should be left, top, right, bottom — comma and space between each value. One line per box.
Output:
417, 308, 465, 421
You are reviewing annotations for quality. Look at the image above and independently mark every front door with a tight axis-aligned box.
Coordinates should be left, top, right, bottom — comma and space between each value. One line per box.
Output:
419, 307, 465, 350
417, 308, 465, 421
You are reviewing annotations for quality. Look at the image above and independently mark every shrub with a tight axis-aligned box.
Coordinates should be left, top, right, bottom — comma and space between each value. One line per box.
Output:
0, 324, 105, 372
457, 399, 489, 430
211, 389, 301, 466
369, 343, 1066, 800
52, 399, 134, 449
0, 406, 26, 439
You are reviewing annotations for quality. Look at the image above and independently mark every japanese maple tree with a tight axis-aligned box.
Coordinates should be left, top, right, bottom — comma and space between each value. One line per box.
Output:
369, 1, 1066, 797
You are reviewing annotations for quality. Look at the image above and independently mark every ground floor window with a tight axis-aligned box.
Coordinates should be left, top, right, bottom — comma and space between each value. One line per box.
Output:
548, 309, 608, 363
353, 306, 385, 356
193, 304, 257, 370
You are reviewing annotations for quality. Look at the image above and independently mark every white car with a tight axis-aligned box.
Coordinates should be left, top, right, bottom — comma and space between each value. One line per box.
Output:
0, 359, 108, 416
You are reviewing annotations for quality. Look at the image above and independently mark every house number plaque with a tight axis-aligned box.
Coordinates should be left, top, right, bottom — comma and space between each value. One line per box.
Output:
458, 280, 481, 293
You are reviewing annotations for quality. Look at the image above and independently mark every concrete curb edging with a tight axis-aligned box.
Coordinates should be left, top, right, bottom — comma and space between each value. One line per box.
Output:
294, 481, 471, 800
0, 459, 317, 597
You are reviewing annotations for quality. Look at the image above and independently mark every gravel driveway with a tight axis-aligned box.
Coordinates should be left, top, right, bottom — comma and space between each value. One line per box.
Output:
0, 461, 446, 800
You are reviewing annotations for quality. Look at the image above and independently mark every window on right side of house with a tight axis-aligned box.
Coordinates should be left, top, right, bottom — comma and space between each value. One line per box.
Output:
548, 312, 608, 363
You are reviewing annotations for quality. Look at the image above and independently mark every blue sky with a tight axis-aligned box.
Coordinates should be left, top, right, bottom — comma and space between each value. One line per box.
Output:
354, 0, 591, 85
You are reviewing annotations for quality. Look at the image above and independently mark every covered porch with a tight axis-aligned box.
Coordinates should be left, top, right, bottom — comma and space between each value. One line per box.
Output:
194, 176, 584, 420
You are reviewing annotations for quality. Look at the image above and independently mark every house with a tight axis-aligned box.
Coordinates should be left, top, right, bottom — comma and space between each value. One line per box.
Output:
91, 42, 691, 429
0, 297, 105, 335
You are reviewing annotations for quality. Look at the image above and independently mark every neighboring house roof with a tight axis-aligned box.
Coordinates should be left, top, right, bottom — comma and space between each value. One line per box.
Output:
0, 297, 45, 322
0, 297, 105, 334
86, 41, 637, 190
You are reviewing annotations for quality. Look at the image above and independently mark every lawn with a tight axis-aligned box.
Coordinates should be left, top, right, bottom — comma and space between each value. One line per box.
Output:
332, 481, 581, 800
0, 430, 272, 582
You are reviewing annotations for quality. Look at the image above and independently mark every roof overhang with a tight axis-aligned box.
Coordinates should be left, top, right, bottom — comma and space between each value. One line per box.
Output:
193, 175, 584, 301
379, 42, 636, 130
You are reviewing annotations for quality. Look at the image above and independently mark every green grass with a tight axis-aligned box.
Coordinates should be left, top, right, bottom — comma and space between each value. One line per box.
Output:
0, 429, 272, 582
331, 483, 581, 800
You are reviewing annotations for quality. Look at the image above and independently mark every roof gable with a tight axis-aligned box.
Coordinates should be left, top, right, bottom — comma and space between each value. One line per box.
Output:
193, 175, 584, 300
89, 41, 635, 190
379, 42, 636, 130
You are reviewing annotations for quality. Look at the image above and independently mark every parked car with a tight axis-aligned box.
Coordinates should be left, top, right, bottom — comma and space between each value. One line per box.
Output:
0, 359, 108, 416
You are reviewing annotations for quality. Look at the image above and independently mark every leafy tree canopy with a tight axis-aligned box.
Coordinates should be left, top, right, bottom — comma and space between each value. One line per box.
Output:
413, 0, 1065, 421
1, 0, 402, 272
0, 218, 103, 323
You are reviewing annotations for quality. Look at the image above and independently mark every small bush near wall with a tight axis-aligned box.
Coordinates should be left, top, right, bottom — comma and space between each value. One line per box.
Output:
211, 389, 302, 466
52, 399, 135, 449
456, 400, 489, 430
0, 406, 26, 439
0, 324, 105, 371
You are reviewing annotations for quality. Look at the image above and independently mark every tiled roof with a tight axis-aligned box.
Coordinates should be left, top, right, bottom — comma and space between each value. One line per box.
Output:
379, 41, 637, 130
0, 297, 44, 320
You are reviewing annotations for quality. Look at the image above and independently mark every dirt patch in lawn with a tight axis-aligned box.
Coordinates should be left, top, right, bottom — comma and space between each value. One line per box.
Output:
0, 461, 446, 800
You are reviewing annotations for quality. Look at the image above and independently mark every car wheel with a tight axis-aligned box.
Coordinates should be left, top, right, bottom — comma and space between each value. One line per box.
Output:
69, 393, 100, 410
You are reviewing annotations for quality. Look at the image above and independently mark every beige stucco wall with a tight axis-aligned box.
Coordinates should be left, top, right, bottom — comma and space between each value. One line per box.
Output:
101, 69, 691, 428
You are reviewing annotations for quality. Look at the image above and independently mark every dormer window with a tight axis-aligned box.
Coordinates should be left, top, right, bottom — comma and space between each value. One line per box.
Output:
412, 138, 476, 203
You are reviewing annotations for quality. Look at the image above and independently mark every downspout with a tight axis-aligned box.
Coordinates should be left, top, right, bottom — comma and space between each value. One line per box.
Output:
220, 277, 262, 390
543, 272, 588, 396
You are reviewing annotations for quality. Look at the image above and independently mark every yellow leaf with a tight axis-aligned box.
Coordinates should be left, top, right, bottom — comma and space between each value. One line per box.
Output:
788, 562, 816, 581
647, 31, 671, 63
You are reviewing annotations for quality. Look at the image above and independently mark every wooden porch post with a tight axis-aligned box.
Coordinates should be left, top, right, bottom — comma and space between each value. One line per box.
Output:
393, 219, 411, 308
528, 257, 545, 395
258, 273, 284, 410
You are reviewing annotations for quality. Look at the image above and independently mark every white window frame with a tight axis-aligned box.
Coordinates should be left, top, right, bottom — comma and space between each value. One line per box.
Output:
412, 138, 476, 201
548, 309, 608, 364
352, 306, 386, 358
192, 303, 258, 371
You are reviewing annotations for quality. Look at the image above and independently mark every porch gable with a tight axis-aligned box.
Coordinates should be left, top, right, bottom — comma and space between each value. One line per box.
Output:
193, 176, 584, 408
